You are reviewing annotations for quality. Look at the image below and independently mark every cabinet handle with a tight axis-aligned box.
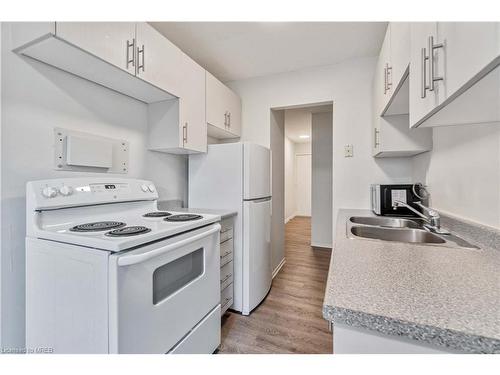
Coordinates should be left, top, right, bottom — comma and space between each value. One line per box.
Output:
428, 35, 444, 92
421, 47, 428, 98
386, 63, 392, 92
220, 273, 232, 284
183, 122, 188, 145
228, 112, 231, 128
224, 112, 228, 129
374, 128, 380, 148
137, 44, 145, 73
383, 66, 387, 94
126, 39, 136, 70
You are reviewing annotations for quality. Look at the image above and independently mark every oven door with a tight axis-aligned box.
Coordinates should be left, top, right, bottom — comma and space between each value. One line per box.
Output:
108, 223, 221, 353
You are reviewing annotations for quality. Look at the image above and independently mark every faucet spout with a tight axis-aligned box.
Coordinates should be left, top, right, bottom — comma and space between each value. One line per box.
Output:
392, 200, 449, 234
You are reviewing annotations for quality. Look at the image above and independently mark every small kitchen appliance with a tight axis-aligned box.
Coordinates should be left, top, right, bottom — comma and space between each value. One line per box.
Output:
371, 183, 429, 217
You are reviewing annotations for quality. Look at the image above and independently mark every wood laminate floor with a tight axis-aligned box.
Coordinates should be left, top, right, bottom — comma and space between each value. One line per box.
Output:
219, 216, 333, 354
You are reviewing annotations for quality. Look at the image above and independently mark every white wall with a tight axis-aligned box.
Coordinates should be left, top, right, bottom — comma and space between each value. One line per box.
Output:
284, 136, 296, 222
412, 123, 500, 228
1, 23, 188, 348
228, 57, 414, 229
270, 110, 285, 273
312, 112, 333, 248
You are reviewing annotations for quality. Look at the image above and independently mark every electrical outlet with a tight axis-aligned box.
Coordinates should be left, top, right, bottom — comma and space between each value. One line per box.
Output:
344, 144, 353, 157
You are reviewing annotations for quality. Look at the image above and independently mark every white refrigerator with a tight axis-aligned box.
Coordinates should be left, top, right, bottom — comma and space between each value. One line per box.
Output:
189, 143, 272, 315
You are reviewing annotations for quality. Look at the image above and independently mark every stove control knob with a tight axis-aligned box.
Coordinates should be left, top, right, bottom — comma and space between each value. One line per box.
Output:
141, 184, 149, 193
59, 186, 73, 196
42, 186, 58, 198
148, 184, 156, 193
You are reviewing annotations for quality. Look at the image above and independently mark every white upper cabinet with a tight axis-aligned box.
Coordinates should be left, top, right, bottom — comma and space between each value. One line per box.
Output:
378, 27, 392, 113
178, 52, 207, 153
56, 22, 137, 75
389, 22, 410, 89
410, 22, 500, 128
206, 71, 241, 139
135, 23, 182, 97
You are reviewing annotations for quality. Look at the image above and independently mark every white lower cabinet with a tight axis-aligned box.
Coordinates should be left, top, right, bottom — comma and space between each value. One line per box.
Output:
219, 217, 235, 315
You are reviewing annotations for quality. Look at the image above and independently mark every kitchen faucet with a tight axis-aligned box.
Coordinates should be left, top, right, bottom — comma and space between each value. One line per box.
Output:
392, 200, 450, 234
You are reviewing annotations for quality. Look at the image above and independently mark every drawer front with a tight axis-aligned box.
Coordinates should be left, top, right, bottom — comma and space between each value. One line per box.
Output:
220, 227, 233, 243
220, 261, 233, 291
220, 239, 233, 267
221, 284, 233, 315
220, 217, 234, 233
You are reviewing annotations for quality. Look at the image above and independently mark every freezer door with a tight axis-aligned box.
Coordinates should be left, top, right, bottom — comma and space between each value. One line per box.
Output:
243, 198, 272, 314
244, 143, 271, 200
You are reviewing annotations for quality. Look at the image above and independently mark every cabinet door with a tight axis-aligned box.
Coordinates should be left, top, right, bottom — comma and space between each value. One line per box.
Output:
206, 71, 228, 131
56, 22, 136, 75
135, 22, 182, 96
390, 22, 410, 87
438, 22, 500, 99
409, 22, 444, 127
227, 90, 242, 137
379, 25, 392, 112
179, 53, 207, 153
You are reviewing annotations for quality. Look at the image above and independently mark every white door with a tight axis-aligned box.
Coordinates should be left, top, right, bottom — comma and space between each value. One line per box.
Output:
244, 143, 271, 200
135, 22, 182, 96
56, 22, 136, 75
243, 198, 272, 315
179, 52, 207, 153
108, 224, 220, 353
295, 154, 311, 216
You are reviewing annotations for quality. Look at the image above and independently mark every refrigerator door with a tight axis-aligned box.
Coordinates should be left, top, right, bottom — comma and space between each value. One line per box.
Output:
243, 197, 272, 315
244, 143, 271, 200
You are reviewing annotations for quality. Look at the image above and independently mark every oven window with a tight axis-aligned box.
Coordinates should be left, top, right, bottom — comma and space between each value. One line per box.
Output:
152, 248, 204, 305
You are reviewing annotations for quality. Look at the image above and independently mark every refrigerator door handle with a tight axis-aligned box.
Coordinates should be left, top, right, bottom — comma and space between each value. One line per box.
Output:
244, 197, 271, 203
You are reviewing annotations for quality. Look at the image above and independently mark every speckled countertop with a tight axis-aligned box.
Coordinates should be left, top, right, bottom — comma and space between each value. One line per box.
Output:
323, 209, 500, 353
171, 207, 237, 220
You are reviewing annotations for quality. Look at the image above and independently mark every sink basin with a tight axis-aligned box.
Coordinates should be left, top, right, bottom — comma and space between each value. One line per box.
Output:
350, 226, 446, 244
349, 216, 423, 229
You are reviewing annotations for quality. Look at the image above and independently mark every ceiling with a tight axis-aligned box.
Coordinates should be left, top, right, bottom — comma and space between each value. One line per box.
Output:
150, 22, 387, 82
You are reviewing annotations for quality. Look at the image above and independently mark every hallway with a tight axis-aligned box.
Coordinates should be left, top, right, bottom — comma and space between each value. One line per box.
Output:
219, 216, 332, 354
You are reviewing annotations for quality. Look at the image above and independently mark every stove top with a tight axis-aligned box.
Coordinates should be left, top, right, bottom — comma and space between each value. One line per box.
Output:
70, 221, 126, 232
165, 214, 203, 222
105, 226, 152, 237
143, 211, 172, 218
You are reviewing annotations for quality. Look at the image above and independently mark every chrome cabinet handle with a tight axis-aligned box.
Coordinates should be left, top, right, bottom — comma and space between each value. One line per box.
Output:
386, 63, 392, 93
220, 251, 231, 259
182, 122, 188, 145
428, 35, 443, 92
126, 39, 136, 70
374, 128, 380, 148
227, 112, 231, 128
224, 112, 228, 129
421, 47, 427, 98
137, 44, 145, 73
383, 66, 387, 94
222, 297, 232, 305
220, 273, 232, 284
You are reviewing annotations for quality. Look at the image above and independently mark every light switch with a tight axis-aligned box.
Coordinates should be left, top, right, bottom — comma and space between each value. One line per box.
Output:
344, 144, 354, 157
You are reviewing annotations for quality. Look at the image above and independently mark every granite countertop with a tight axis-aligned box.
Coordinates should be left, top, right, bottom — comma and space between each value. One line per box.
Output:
323, 209, 500, 353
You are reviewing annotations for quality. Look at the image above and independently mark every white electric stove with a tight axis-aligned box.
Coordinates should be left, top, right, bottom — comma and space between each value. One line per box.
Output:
26, 178, 222, 354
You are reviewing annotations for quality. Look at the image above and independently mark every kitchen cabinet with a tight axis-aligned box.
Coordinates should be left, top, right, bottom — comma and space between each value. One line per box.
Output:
372, 23, 432, 157
206, 71, 241, 139
220, 217, 235, 315
410, 22, 500, 128
135, 23, 183, 97
56, 22, 136, 75
13, 22, 175, 103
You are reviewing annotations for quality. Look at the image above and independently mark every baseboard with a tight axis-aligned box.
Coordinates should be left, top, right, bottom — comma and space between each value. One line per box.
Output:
311, 241, 332, 249
272, 258, 286, 279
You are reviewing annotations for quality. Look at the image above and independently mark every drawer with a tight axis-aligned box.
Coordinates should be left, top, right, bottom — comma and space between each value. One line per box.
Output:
220, 227, 233, 243
221, 283, 233, 315
220, 261, 233, 291
220, 217, 233, 233
220, 238, 233, 266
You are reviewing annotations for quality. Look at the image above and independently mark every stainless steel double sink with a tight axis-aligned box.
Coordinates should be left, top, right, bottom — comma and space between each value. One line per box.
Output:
347, 216, 479, 249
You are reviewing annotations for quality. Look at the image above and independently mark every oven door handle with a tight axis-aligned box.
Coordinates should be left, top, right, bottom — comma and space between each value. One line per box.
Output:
116, 224, 221, 267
